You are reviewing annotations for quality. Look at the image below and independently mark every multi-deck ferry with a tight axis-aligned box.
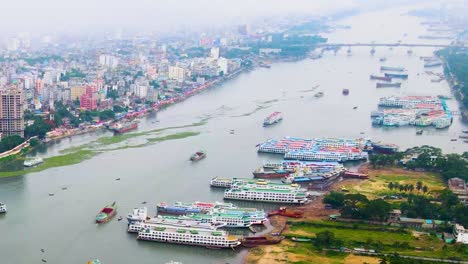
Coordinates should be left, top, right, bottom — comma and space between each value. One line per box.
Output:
127, 207, 149, 223
137, 225, 241, 249
127, 216, 225, 233
224, 187, 309, 204
263, 112, 283, 126
157, 201, 236, 215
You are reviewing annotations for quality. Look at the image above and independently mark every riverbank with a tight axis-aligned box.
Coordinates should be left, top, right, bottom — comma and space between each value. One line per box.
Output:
243, 166, 462, 264
0, 119, 205, 178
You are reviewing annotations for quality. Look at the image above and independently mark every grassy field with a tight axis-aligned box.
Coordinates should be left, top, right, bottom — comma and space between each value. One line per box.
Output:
285, 220, 468, 261
343, 167, 446, 199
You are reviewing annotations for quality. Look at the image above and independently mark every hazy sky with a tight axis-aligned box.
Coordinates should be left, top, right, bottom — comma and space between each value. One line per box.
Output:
0, 0, 356, 34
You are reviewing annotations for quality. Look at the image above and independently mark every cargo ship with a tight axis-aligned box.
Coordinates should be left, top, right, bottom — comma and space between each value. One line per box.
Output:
240, 236, 283, 247
384, 73, 408, 79
263, 112, 283, 126
95, 202, 117, 223
371, 142, 399, 154
224, 187, 309, 204
127, 207, 149, 223
110, 122, 138, 134
0, 202, 6, 213
252, 167, 291, 179
24, 157, 44, 167
380, 66, 405, 72
370, 75, 392, 82
137, 225, 241, 248
190, 150, 206, 161
157, 201, 235, 215
376, 82, 401, 88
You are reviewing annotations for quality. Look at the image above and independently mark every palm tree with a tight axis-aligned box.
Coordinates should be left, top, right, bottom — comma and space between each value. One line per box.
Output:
416, 181, 423, 192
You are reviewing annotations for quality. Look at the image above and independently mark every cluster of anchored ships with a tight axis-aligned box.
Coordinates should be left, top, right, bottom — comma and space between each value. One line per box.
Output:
372, 96, 453, 129
258, 137, 370, 162
126, 201, 270, 249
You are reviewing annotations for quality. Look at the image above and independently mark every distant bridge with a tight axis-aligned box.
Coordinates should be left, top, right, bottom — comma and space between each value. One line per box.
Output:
316, 43, 466, 48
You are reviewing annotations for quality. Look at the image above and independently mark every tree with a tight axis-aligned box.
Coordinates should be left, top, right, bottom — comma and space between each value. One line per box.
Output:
0, 135, 25, 152
24, 117, 52, 139
388, 182, 394, 190
416, 181, 423, 192
113, 105, 125, 113
408, 184, 414, 193
323, 192, 345, 208
314, 231, 335, 249
422, 185, 428, 193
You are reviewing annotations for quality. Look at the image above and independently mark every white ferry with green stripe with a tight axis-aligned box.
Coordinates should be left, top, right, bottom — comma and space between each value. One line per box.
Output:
224, 186, 309, 204
137, 225, 241, 248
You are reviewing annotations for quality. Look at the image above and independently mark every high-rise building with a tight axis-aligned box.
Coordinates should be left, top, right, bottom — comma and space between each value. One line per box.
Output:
0, 89, 25, 137
168, 66, 186, 82
210, 47, 220, 59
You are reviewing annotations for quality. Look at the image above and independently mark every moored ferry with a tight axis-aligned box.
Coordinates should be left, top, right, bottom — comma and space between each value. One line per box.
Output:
224, 187, 309, 204
370, 75, 392, 82
157, 201, 236, 215
384, 73, 408, 79
252, 167, 291, 178
127, 207, 149, 223
380, 66, 405, 72
127, 216, 225, 233
210, 177, 266, 188
110, 122, 138, 134
263, 112, 283, 126
137, 225, 241, 249
0, 202, 6, 213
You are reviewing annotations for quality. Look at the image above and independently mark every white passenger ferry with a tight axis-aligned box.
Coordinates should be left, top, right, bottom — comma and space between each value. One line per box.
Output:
137, 225, 241, 249
224, 187, 309, 204
127, 207, 148, 223
127, 216, 225, 233
0, 203, 6, 213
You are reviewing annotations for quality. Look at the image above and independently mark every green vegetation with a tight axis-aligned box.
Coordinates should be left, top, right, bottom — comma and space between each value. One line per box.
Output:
60, 68, 86, 81
323, 192, 391, 221
436, 48, 468, 111
0, 135, 25, 153
24, 117, 52, 139
286, 220, 468, 260
53, 101, 80, 127
146, 132, 200, 142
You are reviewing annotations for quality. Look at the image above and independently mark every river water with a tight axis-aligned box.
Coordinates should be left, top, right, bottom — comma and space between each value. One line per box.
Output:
1, 6, 467, 264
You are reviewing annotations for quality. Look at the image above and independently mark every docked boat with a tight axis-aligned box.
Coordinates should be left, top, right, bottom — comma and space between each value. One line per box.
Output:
87, 260, 102, 264
437, 95, 452, 100
95, 202, 117, 223
380, 66, 405, 72
291, 237, 312, 242
314, 92, 324, 98
127, 207, 148, 223
424, 61, 442, 67
0, 202, 6, 213
376, 82, 401, 88
224, 187, 309, 204
210, 177, 268, 188
190, 150, 206, 161
370, 75, 392, 82
157, 201, 235, 215
252, 167, 291, 179
384, 73, 408, 79
416, 129, 424, 135
342, 89, 349, 95
263, 112, 283, 126
127, 216, 226, 233
110, 122, 138, 134
24, 157, 44, 167
137, 225, 241, 248
241, 236, 283, 247
371, 142, 399, 154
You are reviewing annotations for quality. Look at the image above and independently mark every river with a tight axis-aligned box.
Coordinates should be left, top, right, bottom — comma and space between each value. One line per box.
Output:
1, 5, 467, 264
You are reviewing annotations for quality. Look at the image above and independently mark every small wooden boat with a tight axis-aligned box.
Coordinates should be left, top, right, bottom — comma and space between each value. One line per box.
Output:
96, 202, 117, 223
190, 150, 206, 161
